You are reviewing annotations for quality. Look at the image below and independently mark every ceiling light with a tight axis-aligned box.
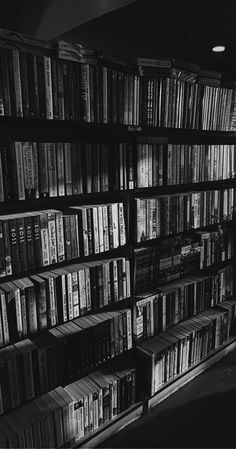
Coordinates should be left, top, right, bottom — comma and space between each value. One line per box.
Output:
212, 45, 225, 52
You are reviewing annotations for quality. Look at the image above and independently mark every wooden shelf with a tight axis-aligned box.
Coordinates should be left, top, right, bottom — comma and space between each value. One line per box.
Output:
0, 117, 236, 143
0, 245, 129, 283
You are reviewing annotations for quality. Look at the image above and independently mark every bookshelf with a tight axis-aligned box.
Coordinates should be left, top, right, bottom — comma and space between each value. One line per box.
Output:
0, 28, 236, 448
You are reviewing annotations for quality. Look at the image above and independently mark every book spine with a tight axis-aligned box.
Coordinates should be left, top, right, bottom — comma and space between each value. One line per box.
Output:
44, 56, 53, 119
22, 349, 35, 400
27, 286, 38, 334
118, 202, 126, 246
0, 221, 6, 277
92, 207, 99, 254
78, 269, 87, 315
15, 141, 25, 200
0, 292, 10, 345
56, 211, 65, 262
67, 272, 74, 320
48, 142, 58, 197
64, 143, 72, 196
47, 212, 57, 264
8, 354, 21, 408
22, 141, 36, 199
9, 218, 21, 274
32, 214, 42, 268
17, 216, 28, 272
32, 142, 39, 198
12, 49, 23, 117
57, 142, 65, 196
49, 277, 57, 326
71, 270, 79, 318
2, 220, 12, 276
38, 142, 49, 198
40, 213, 50, 266
24, 215, 36, 269
102, 205, 109, 252
0, 48, 11, 116
37, 55, 46, 118
84, 267, 91, 312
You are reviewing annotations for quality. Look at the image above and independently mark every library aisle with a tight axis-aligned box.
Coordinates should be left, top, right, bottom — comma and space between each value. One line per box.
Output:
97, 349, 236, 448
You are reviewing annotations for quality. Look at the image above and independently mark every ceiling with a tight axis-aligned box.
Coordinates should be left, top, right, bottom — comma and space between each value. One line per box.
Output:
1, 0, 236, 73
59, 0, 236, 73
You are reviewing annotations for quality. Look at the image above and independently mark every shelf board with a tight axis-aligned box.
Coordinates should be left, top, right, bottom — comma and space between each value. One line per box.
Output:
0, 190, 128, 214
134, 179, 236, 197
140, 126, 236, 143
0, 245, 129, 283
0, 117, 236, 142
75, 402, 143, 448
147, 336, 236, 411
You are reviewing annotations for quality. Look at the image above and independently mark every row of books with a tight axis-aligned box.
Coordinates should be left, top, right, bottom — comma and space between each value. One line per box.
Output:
196, 227, 235, 269
0, 203, 126, 276
1, 39, 236, 131
0, 308, 132, 413
0, 141, 136, 202
0, 363, 136, 448
138, 58, 236, 130
167, 144, 236, 185
136, 141, 164, 188
133, 266, 234, 342
134, 228, 234, 293
0, 257, 131, 346
1, 140, 235, 203
135, 188, 235, 241
136, 300, 236, 396
0, 45, 140, 125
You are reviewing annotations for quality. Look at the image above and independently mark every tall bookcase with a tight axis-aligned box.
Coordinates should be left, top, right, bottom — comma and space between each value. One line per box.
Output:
0, 28, 236, 448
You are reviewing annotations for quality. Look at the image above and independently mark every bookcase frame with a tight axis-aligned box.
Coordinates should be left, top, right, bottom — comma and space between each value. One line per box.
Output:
0, 30, 236, 447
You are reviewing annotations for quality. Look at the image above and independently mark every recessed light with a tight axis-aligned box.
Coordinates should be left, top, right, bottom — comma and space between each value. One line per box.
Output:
212, 45, 225, 52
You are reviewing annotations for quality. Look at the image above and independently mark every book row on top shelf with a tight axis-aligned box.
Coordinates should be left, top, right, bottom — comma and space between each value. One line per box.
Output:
0, 28, 235, 131
1, 139, 236, 202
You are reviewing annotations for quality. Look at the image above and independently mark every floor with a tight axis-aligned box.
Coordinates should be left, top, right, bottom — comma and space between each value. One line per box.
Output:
96, 348, 236, 448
